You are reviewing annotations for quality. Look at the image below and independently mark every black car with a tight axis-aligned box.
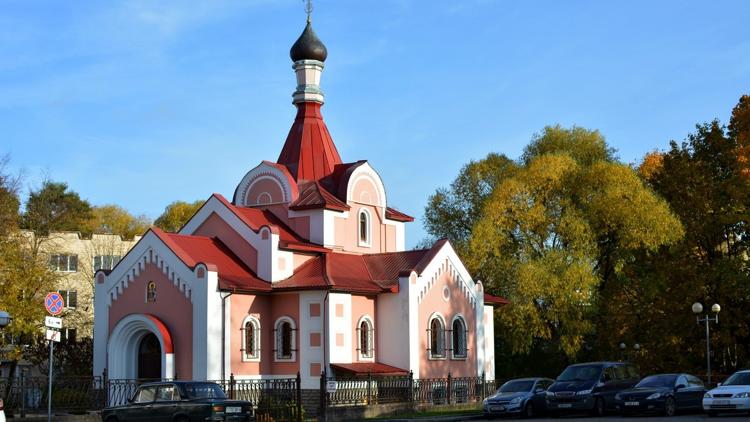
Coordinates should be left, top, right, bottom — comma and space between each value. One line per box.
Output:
545, 361, 639, 416
616, 373, 706, 416
483, 377, 554, 418
101, 381, 253, 422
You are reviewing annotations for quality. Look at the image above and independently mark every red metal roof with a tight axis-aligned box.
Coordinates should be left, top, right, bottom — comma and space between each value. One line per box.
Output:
385, 207, 414, 222
277, 102, 342, 182
289, 180, 350, 211
330, 362, 408, 376
152, 228, 271, 292
484, 293, 510, 306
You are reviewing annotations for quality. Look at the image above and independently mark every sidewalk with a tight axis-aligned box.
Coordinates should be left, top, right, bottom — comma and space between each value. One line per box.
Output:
371, 414, 484, 422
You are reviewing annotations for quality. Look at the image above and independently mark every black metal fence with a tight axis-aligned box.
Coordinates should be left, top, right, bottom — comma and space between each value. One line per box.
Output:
0, 371, 498, 418
323, 371, 499, 407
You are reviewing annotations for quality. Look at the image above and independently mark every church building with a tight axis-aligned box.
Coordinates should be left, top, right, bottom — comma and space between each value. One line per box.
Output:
93, 18, 507, 388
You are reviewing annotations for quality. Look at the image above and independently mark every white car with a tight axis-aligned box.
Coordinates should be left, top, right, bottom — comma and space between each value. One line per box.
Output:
703, 370, 750, 416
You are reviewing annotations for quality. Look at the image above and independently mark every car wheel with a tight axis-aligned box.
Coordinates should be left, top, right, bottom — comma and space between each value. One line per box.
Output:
664, 396, 676, 416
592, 397, 605, 417
522, 402, 535, 419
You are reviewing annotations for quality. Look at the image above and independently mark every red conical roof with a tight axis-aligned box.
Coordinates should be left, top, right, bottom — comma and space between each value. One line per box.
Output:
277, 102, 342, 182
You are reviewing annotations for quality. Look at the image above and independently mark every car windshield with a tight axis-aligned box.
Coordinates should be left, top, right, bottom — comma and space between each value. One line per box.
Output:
636, 375, 677, 388
557, 365, 602, 382
722, 372, 750, 386
183, 383, 227, 399
499, 380, 534, 393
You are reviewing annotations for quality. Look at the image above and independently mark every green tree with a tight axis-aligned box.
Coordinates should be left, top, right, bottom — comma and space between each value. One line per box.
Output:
0, 155, 21, 236
85, 204, 151, 239
611, 95, 750, 374
22, 181, 93, 236
427, 126, 682, 361
154, 200, 203, 232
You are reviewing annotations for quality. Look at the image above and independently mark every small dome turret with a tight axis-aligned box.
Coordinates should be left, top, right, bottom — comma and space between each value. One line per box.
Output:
290, 21, 328, 62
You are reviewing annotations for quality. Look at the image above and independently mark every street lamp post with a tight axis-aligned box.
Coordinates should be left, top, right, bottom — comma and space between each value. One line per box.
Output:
618, 342, 641, 362
692, 302, 720, 385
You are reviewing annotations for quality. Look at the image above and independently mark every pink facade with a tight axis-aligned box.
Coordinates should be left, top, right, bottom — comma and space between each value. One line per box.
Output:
93, 18, 503, 385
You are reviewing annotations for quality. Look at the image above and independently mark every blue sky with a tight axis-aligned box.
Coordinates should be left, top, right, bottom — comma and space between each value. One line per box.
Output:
2, 0, 749, 247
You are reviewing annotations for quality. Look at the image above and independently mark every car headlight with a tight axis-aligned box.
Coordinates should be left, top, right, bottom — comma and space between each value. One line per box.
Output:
510, 397, 522, 404
576, 389, 593, 395
704, 392, 712, 398
646, 393, 662, 400
734, 392, 750, 398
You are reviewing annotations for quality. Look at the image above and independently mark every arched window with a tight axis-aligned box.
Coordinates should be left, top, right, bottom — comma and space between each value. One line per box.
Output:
357, 317, 374, 360
428, 315, 445, 358
451, 316, 467, 359
358, 209, 371, 246
241, 316, 261, 361
274, 317, 296, 361
146, 281, 156, 303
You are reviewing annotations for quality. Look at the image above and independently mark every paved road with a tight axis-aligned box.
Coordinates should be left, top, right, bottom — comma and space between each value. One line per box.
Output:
474, 415, 748, 422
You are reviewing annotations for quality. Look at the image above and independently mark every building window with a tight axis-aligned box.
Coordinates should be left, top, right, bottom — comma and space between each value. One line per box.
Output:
94, 255, 121, 271
146, 282, 157, 303
428, 314, 446, 359
63, 328, 77, 343
274, 317, 296, 361
358, 209, 371, 246
241, 316, 261, 361
50, 254, 78, 272
451, 316, 467, 359
58, 290, 78, 309
357, 317, 374, 360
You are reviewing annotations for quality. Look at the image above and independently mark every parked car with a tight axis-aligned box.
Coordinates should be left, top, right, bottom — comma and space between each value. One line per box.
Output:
545, 361, 639, 416
615, 373, 705, 416
101, 381, 253, 422
703, 369, 750, 416
483, 377, 554, 418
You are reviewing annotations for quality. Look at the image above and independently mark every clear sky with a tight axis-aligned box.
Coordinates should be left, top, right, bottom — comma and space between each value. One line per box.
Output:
2, 1, 749, 248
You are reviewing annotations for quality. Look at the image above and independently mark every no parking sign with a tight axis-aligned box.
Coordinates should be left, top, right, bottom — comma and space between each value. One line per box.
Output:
45, 292, 64, 316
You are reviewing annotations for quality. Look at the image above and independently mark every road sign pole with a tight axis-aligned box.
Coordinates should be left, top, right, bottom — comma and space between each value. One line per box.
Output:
47, 339, 53, 422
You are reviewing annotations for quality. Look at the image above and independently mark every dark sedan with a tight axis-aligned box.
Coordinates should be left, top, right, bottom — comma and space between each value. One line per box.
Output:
615, 373, 706, 416
483, 377, 554, 418
101, 381, 253, 422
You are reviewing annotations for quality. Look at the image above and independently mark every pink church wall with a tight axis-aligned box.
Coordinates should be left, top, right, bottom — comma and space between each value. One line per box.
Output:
350, 295, 376, 362
193, 212, 258, 273
229, 292, 301, 376
334, 204, 386, 253
418, 269, 477, 378
108, 263, 193, 379
385, 225, 396, 251
246, 178, 285, 205
260, 204, 311, 241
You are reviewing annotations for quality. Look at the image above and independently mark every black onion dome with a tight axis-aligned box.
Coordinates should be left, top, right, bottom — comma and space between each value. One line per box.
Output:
290, 21, 327, 62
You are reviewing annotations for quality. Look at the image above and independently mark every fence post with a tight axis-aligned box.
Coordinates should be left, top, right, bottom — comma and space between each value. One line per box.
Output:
408, 370, 414, 405
366, 371, 372, 405
446, 372, 452, 405
102, 368, 109, 408
296, 371, 302, 422
229, 373, 235, 400
319, 369, 326, 421
484, 371, 489, 401
20, 367, 26, 418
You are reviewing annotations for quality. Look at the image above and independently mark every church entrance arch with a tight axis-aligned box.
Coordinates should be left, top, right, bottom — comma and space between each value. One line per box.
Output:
108, 314, 175, 380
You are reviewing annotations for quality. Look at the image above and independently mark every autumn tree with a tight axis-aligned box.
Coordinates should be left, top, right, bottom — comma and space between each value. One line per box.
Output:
154, 200, 203, 232
426, 126, 682, 369
85, 204, 151, 239
611, 95, 750, 375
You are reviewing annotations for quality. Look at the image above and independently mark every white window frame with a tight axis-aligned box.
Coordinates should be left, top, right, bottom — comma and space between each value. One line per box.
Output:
356, 315, 375, 361
450, 314, 468, 360
427, 313, 447, 360
51, 254, 78, 272
358, 209, 372, 247
93, 255, 122, 271
241, 316, 261, 362
274, 316, 296, 362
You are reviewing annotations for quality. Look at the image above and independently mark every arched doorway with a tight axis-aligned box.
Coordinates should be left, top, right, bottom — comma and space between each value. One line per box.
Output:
107, 314, 175, 380
138, 333, 162, 379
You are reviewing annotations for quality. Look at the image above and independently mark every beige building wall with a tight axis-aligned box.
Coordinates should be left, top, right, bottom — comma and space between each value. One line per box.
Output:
22, 230, 141, 339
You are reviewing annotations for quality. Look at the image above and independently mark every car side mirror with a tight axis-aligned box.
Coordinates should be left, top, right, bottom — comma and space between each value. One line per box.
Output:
675, 384, 686, 390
